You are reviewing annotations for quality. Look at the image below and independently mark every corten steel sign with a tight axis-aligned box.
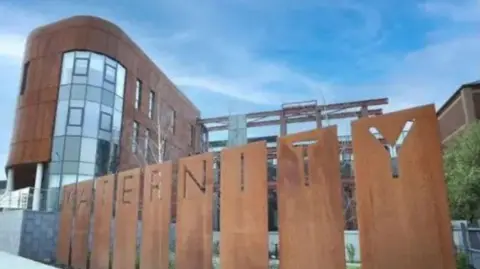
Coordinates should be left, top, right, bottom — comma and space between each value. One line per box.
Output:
175, 153, 214, 269
220, 142, 269, 269
56, 183, 76, 266
71, 179, 94, 269
352, 104, 455, 269
140, 162, 173, 269
277, 127, 346, 269
113, 168, 141, 269
54, 104, 455, 269
90, 174, 115, 269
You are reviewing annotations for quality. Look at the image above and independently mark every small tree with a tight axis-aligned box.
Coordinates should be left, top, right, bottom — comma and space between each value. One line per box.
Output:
444, 121, 480, 222
120, 101, 175, 167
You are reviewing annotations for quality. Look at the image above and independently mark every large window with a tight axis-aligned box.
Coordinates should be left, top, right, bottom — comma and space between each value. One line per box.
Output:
148, 90, 155, 119
49, 51, 126, 192
135, 80, 142, 110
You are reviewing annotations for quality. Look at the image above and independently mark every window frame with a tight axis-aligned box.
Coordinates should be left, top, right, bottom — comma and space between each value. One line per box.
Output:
104, 64, 117, 84
67, 107, 84, 127
135, 80, 142, 110
20, 61, 30, 95
144, 129, 149, 159
73, 58, 89, 76
99, 112, 113, 132
189, 124, 195, 147
148, 90, 155, 119
132, 121, 139, 153
168, 108, 176, 134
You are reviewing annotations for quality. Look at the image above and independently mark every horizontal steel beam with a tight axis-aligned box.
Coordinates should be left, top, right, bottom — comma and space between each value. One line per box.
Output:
206, 108, 382, 131
200, 98, 388, 124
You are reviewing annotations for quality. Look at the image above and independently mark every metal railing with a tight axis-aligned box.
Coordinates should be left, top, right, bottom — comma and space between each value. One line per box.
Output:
0, 187, 60, 211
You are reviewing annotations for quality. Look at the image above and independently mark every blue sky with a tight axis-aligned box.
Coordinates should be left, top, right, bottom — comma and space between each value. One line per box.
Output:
0, 0, 479, 174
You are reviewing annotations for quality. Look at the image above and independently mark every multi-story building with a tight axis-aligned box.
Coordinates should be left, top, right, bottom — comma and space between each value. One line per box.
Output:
4, 16, 203, 209
437, 81, 480, 144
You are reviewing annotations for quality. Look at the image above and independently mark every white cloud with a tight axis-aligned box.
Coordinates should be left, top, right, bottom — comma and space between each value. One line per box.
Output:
421, 0, 480, 22
0, 33, 25, 61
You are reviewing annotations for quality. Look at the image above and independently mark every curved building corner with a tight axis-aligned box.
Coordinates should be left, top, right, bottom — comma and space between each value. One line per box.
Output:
4, 15, 202, 211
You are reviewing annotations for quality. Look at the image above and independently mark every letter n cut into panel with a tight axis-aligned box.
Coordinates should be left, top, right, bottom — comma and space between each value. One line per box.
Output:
56, 183, 76, 266
71, 179, 94, 269
220, 141, 269, 269
91, 175, 115, 269
277, 127, 346, 269
140, 162, 173, 269
175, 153, 214, 269
351, 104, 455, 269
113, 168, 141, 269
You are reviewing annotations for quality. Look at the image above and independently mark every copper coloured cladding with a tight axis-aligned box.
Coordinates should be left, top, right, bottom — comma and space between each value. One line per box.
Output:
277, 127, 346, 269
352, 104, 455, 269
220, 142, 269, 269
175, 153, 214, 269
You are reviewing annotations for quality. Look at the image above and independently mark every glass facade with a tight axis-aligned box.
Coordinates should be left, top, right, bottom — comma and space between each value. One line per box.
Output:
47, 51, 126, 191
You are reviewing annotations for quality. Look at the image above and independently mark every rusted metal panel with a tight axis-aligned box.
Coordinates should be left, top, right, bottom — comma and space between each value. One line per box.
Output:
71, 179, 94, 269
352, 104, 455, 269
56, 183, 76, 266
113, 168, 141, 269
175, 153, 214, 269
220, 142, 269, 269
277, 127, 346, 269
91, 175, 115, 269
140, 162, 173, 269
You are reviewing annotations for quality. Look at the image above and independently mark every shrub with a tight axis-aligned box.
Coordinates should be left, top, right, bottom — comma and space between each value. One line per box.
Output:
456, 252, 470, 269
346, 243, 355, 263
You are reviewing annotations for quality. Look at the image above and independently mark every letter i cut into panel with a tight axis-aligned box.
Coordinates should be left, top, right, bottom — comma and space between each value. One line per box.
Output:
220, 142, 269, 269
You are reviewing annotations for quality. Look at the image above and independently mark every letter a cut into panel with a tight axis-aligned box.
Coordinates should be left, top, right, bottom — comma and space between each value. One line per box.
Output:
56, 183, 76, 266
140, 162, 173, 269
277, 127, 346, 269
176, 153, 213, 269
91, 174, 115, 269
351, 104, 455, 269
71, 179, 94, 269
220, 141, 269, 269
113, 168, 141, 269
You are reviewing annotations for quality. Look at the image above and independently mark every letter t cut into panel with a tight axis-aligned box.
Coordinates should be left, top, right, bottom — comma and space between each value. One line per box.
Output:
277, 127, 346, 269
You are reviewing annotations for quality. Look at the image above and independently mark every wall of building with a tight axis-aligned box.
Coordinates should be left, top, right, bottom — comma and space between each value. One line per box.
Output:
438, 95, 467, 143
437, 86, 480, 145
0, 210, 24, 254
6, 16, 201, 190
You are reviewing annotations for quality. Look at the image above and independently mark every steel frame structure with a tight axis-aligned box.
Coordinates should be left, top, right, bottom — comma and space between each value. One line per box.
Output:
199, 98, 388, 134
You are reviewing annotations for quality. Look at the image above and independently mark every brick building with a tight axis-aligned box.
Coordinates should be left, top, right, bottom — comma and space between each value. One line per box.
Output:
437, 81, 480, 144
